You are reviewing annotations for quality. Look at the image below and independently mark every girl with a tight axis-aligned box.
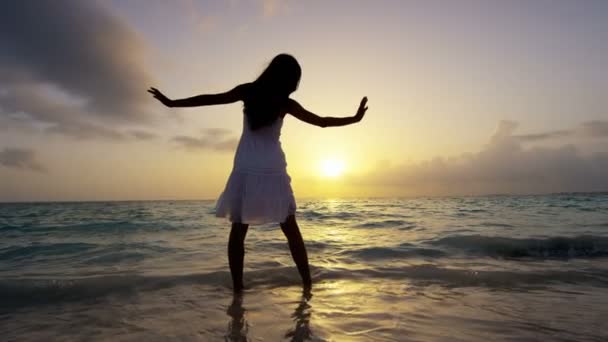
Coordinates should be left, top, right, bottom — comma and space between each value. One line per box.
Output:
149, 54, 368, 293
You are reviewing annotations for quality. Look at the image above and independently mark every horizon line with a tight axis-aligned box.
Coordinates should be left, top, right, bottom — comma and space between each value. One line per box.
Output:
1, 191, 607, 204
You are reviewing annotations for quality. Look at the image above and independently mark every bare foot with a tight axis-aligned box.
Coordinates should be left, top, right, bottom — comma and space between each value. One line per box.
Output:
303, 284, 312, 300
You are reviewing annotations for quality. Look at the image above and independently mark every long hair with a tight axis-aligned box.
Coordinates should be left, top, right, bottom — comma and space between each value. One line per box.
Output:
243, 54, 301, 130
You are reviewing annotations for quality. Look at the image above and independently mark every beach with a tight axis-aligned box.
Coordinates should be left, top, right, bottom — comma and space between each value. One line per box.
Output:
1, 194, 608, 341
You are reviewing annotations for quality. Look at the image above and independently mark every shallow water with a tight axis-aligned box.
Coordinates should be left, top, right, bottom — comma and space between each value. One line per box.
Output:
1, 194, 608, 341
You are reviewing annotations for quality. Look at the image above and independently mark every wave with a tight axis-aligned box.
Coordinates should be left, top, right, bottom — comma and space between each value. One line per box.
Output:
0, 242, 178, 262
6, 221, 179, 234
0, 224, 24, 231
351, 219, 415, 229
340, 246, 446, 259
0, 271, 238, 311
429, 235, 608, 258
319, 265, 608, 290
583, 222, 608, 228
256, 240, 332, 252
336, 235, 608, 261
2, 264, 607, 310
458, 208, 488, 213
300, 211, 362, 220
473, 222, 515, 228
0, 243, 98, 260
0, 221, 185, 237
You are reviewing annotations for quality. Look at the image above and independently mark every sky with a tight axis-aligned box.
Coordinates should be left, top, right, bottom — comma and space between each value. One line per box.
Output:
1, 0, 607, 201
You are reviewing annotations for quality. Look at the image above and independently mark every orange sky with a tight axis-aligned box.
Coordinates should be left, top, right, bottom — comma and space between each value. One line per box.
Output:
1, 1, 607, 201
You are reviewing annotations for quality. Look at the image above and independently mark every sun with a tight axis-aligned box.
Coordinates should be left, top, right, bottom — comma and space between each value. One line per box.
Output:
320, 158, 345, 178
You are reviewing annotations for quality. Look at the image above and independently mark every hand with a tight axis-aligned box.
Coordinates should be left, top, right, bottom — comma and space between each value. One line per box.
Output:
354, 96, 368, 122
147, 87, 174, 107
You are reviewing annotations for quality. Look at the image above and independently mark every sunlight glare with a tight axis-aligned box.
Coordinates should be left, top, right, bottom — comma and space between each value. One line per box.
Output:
320, 159, 345, 178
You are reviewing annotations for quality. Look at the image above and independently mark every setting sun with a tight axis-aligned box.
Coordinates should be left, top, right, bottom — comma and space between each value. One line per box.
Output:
320, 158, 345, 178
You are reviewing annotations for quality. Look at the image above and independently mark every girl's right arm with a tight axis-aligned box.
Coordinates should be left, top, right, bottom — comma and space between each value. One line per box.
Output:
287, 97, 368, 128
148, 84, 249, 108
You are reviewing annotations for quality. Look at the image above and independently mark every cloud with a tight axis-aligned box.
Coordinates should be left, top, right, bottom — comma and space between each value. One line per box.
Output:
580, 120, 608, 138
358, 121, 608, 195
45, 121, 125, 141
513, 120, 608, 143
514, 130, 572, 142
172, 128, 238, 152
0, 148, 46, 172
42, 123, 159, 141
129, 130, 159, 141
0, 1, 154, 140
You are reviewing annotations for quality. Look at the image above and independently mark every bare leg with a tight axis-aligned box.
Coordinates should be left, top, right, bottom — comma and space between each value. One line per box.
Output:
280, 215, 312, 291
228, 222, 249, 293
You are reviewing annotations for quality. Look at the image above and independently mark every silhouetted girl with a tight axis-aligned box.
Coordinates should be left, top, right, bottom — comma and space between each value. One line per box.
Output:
149, 54, 368, 293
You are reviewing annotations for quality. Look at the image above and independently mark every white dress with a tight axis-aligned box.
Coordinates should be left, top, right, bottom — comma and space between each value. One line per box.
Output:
215, 115, 296, 224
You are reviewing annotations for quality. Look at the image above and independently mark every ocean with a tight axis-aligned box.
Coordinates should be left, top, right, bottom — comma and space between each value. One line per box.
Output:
1, 194, 607, 341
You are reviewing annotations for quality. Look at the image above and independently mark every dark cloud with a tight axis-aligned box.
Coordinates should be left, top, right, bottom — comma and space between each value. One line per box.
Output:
46, 122, 125, 141
514, 130, 572, 142
172, 129, 238, 152
45, 123, 158, 141
513, 120, 608, 143
357, 121, 608, 195
580, 120, 608, 138
0, 148, 46, 172
129, 130, 159, 141
0, 1, 154, 139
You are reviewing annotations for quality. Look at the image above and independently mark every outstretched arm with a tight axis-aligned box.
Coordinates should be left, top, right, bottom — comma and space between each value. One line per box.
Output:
148, 84, 248, 108
287, 97, 368, 128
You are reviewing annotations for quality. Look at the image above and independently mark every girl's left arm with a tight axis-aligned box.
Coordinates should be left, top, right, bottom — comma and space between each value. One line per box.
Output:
287, 97, 368, 128
148, 84, 248, 108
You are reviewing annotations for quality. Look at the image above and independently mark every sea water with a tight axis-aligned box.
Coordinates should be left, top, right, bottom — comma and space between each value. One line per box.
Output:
1, 194, 607, 341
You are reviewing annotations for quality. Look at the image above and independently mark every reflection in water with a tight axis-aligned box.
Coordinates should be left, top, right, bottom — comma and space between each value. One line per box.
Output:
285, 292, 314, 342
225, 291, 316, 342
225, 294, 248, 342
